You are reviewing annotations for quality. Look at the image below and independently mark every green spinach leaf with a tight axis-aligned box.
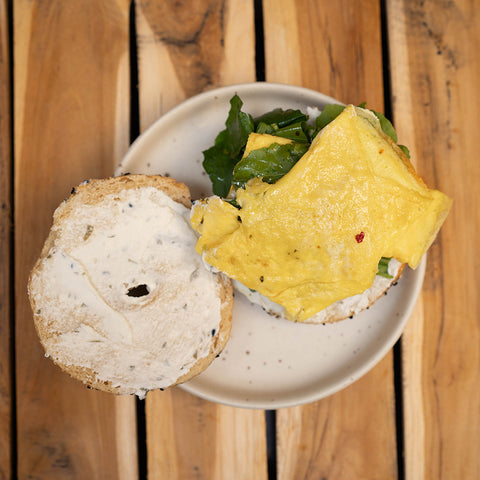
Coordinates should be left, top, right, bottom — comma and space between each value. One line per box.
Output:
398, 144, 410, 158
314, 103, 410, 158
232, 142, 309, 189
255, 120, 309, 142
315, 104, 346, 131
202, 95, 254, 197
254, 108, 307, 129
202, 95, 410, 199
372, 111, 397, 143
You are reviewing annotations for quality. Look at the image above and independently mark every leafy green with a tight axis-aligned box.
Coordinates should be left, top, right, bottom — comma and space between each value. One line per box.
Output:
377, 257, 393, 278
232, 142, 309, 189
202, 145, 237, 198
226, 198, 241, 209
254, 107, 309, 142
315, 104, 346, 131
203, 101, 311, 196
254, 108, 307, 129
202, 95, 410, 198
256, 120, 309, 142
256, 122, 275, 135
314, 103, 410, 158
202, 95, 254, 197
373, 111, 397, 143
222, 95, 255, 155
372, 111, 410, 158
303, 123, 319, 143
398, 144, 410, 158
272, 122, 309, 143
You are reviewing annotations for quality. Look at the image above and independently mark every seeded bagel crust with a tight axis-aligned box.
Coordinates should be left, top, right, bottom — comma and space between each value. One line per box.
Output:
28, 174, 233, 396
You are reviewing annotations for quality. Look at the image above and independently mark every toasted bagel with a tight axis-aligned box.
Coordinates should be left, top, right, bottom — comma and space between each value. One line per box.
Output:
28, 174, 232, 397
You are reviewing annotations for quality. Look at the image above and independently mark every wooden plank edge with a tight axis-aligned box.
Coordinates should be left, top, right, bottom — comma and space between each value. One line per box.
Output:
0, 0, 13, 477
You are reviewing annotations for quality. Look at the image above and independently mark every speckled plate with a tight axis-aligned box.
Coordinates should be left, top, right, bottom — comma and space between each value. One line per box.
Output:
116, 82, 426, 409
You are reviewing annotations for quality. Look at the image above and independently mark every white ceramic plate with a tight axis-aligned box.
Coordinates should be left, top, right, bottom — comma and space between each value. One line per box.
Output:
116, 82, 425, 409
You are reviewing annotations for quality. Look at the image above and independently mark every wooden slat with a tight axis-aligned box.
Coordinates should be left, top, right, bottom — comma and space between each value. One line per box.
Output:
135, 1, 268, 478
146, 391, 269, 479
264, 0, 385, 111
263, 1, 399, 478
14, 1, 138, 477
387, 1, 480, 478
136, 0, 256, 131
0, 0, 12, 477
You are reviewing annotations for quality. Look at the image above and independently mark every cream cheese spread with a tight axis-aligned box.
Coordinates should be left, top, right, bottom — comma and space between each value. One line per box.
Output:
29, 187, 223, 397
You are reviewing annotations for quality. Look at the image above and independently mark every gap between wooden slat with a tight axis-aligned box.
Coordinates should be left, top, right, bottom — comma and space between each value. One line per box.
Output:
128, 3, 148, 479
0, 0, 14, 477
265, 410, 277, 480
393, 341, 406, 480
129, 0, 140, 147
7, 0, 16, 475
379, 1, 406, 478
253, 3, 278, 480
254, 0, 265, 82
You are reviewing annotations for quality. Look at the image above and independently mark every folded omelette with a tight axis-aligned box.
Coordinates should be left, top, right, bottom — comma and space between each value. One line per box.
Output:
191, 105, 452, 321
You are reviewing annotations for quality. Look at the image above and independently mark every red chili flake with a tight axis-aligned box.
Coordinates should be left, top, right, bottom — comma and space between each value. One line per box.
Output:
355, 232, 365, 243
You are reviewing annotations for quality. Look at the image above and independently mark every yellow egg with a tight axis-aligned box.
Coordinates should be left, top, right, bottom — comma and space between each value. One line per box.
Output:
191, 105, 452, 321
242, 132, 293, 156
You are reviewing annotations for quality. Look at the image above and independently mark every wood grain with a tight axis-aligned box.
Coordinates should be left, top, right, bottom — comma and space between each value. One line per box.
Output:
264, 0, 385, 111
263, 1, 399, 478
387, 1, 480, 478
0, 0, 11, 478
14, 1, 137, 477
135, 1, 267, 479
146, 391, 268, 480
136, 0, 255, 131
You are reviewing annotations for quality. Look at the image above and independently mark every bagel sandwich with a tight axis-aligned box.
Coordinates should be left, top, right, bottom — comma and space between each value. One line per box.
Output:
191, 103, 452, 323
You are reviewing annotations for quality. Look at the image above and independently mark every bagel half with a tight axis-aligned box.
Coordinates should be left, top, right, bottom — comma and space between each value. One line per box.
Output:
28, 175, 233, 397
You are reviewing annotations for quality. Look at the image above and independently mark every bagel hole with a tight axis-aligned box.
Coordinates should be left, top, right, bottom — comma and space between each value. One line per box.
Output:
127, 284, 150, 297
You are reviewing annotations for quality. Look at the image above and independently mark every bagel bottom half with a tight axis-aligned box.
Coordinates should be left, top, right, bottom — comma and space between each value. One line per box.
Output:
28, 175, 233, 397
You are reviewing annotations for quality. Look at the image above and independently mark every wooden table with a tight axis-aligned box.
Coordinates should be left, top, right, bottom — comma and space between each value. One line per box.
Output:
1, 1, 477, 478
